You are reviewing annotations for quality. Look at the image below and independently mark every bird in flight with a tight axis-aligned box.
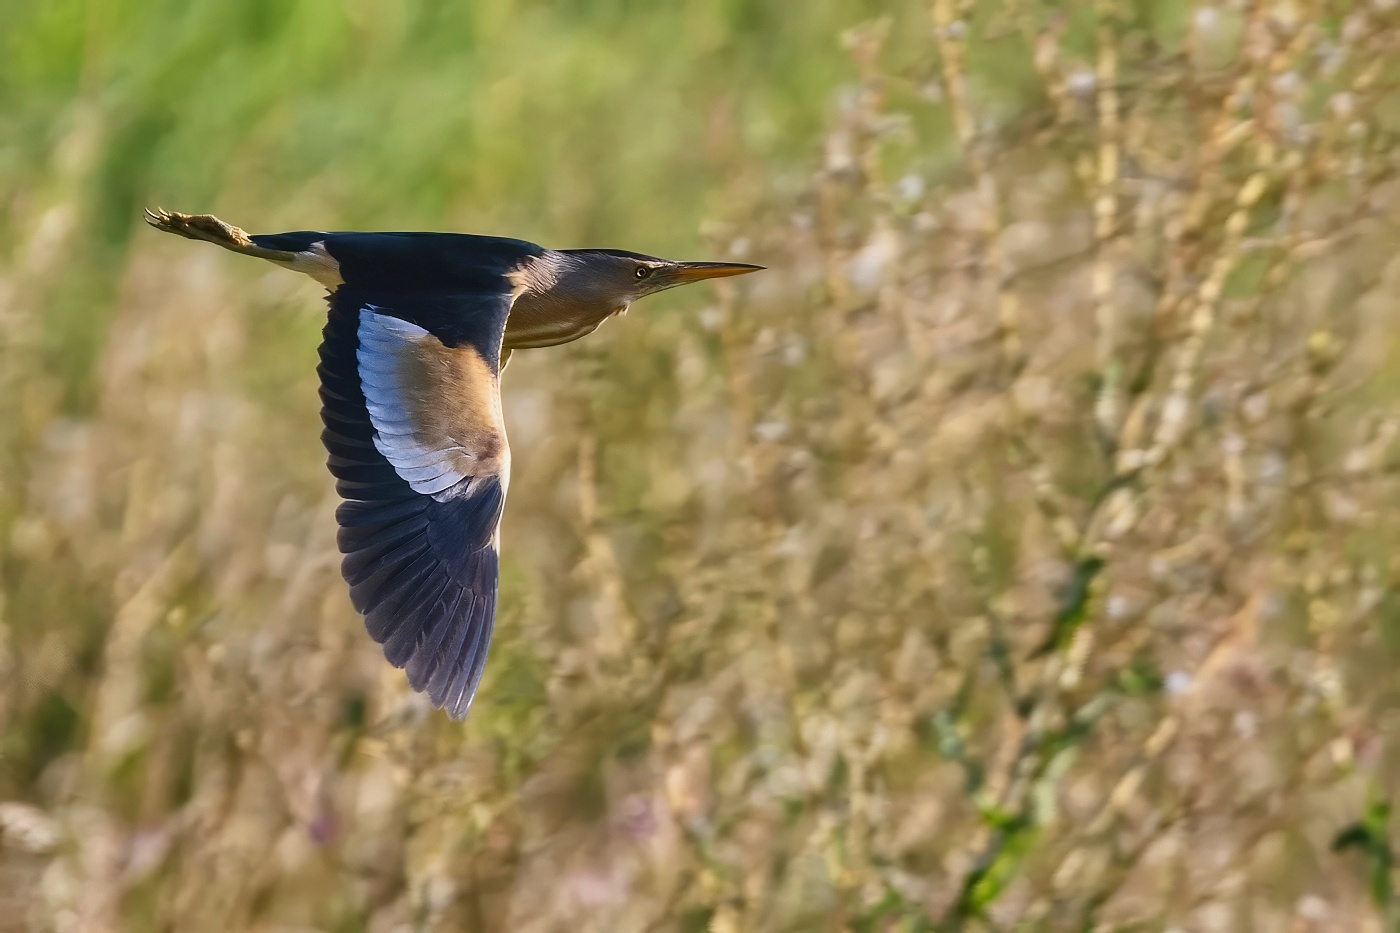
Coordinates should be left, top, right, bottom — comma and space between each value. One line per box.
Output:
146, 209, 761, 719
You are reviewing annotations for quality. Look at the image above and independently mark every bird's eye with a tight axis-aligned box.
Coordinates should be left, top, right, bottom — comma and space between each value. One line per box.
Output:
635, 266, 651, 280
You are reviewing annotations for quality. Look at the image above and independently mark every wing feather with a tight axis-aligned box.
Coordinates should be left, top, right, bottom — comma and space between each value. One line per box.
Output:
318, 283, 513, 719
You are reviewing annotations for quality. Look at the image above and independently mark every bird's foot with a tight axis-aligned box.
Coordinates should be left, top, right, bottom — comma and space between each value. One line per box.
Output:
145, 208, 255, 251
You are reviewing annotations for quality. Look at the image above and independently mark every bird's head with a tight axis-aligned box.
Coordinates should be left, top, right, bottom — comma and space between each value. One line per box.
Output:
553, 248, 763, 312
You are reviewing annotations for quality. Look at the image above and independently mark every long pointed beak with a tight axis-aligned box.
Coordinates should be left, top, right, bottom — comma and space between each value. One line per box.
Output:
664, 261, 765, 284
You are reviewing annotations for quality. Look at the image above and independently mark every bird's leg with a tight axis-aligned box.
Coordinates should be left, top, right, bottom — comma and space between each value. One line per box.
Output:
144, 208, 296, 261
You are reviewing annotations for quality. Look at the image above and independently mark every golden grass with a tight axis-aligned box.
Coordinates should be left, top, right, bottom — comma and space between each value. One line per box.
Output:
5, 1, 1400, 930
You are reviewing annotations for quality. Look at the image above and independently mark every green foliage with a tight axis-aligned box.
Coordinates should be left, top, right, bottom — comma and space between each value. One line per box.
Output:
1335, 794, 1395, 911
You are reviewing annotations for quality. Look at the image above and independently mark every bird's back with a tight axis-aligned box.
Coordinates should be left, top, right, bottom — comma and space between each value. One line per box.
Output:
251, 230, 545, 292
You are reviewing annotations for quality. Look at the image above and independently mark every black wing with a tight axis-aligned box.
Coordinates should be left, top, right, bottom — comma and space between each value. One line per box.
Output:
318, 283, 513, 719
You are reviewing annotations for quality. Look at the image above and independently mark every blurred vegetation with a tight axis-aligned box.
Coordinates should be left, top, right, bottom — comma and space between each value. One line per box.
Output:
5, 0, 1400, 930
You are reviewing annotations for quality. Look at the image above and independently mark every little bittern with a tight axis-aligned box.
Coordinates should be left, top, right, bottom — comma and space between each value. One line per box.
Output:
146, 209, 761, 719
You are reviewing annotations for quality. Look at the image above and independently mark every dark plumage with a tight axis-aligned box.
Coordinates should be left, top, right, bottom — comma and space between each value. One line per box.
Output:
146, 209, 761, 719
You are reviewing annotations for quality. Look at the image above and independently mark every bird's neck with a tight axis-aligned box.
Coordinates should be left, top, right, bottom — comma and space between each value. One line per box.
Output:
504, 252, 623, 350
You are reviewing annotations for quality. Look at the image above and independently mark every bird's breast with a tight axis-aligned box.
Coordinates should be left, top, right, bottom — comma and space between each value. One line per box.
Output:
501, 316, 604, 350
502, 294, 616, 350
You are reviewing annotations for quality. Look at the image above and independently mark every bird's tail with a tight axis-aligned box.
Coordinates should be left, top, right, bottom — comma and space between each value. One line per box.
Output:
144, 208, 298, 262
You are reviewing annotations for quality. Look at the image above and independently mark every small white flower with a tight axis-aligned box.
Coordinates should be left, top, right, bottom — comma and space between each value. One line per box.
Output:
1067, 69, 1097, 99
1165, 671, 1193, 696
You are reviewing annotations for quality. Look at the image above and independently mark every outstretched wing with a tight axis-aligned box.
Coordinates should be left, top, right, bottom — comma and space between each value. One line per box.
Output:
318, 284, 513, 719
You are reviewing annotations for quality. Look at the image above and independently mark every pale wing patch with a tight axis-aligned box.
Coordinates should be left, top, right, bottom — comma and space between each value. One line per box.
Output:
278, 240, 343, 288
357, 308, 509, 498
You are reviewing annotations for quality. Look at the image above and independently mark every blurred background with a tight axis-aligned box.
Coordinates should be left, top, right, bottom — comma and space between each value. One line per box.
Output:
4, 0, 1400, 930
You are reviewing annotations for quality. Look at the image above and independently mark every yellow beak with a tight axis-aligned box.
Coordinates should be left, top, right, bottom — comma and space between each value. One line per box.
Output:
664, 261, 765, 284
